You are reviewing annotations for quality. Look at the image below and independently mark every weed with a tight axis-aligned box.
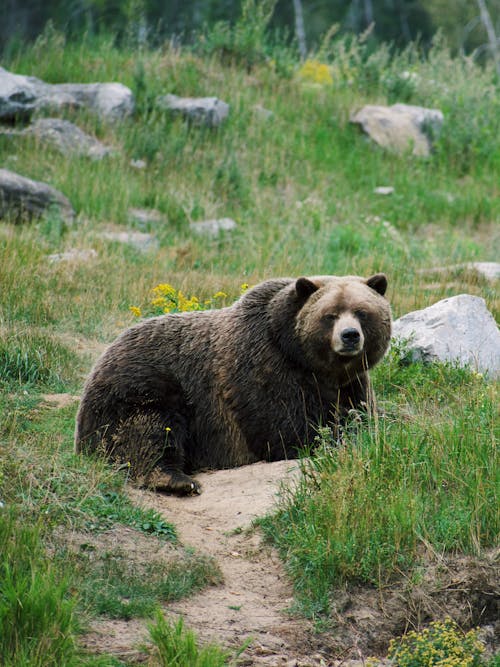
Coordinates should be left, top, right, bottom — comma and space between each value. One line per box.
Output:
147, 613, 232, 667
386, 618, 485, 667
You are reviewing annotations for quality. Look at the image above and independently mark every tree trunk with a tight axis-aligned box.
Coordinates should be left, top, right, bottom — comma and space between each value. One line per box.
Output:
476, 0, 500, 77
292, 0, 307, 60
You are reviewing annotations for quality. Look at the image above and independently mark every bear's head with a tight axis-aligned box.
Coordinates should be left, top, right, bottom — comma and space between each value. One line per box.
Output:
294, 273, 391, 380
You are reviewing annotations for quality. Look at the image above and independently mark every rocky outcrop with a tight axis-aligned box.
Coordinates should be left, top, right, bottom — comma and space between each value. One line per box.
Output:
0, 168, 75, 223
0, 66, 134, 121
392, 294, 500, 378
157, 94, 229, 127
351, 103, 443, 156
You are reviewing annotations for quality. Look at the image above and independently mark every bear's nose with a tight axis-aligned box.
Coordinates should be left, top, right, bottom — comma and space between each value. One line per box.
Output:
341, 328, 361, 345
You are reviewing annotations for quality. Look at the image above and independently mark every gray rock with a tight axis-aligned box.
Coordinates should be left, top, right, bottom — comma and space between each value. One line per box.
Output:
99, 230, 158, 252
0, 66, 134, 121
190, 217, 237, 237
374, 186, 395, 195
0, 168, 75, 223
128, 207, 163, 225
392, 294, 500, 378
130, 158, 147, 169
48, 248, 97, 263
464, 262, 500, 281
253, 104, 273, 120
27, 118, 112, 159
157, 94, 229, 127
351, 103, 443, 156
0, 67, 37, 120
417, 262, 500, 282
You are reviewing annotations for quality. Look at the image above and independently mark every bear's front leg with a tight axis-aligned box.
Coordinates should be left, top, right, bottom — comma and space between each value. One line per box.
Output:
112, 407, 201, 495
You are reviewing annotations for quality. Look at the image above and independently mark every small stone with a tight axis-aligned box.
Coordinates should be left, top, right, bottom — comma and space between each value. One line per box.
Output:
128, 207, 163, 225
374, 186, 394, 195
130, 159, 147, 169
157, 93, 229, 127
99, 230, 158, 252
48, 248, 97, 263
189, 218, 237, 237
253, 104, 273, 120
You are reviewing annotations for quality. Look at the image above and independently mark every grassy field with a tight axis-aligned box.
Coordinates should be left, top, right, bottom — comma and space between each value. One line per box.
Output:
0, 12, 499, 666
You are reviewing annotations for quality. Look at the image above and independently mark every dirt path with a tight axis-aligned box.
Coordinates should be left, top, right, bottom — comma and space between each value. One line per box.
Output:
46, 395, 496, 664
127, 460, 336, 666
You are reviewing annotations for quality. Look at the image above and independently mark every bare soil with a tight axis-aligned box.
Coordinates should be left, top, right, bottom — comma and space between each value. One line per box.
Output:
78, 457, 499, 666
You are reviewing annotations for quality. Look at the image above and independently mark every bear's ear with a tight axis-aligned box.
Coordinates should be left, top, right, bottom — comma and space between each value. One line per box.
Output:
295, 277, 319, 301
366, 273, 388, 296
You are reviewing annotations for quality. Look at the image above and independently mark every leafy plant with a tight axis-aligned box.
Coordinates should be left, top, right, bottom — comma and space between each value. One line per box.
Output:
130, 283, 228, 318
386, 618, 485, 667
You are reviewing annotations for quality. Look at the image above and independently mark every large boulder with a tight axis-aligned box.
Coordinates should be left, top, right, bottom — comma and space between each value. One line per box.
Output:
350, 103, 443, 157
157, 94, 229, 127
0, 66, 134, 121
0, 168, 75, 223
392, 294, 500, 378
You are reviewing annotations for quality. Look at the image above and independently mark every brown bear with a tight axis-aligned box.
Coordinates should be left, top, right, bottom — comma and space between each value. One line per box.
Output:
75, 273, 391, 494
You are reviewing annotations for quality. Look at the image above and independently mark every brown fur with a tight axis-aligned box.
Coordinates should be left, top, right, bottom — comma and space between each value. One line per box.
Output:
75, 274, 391, 494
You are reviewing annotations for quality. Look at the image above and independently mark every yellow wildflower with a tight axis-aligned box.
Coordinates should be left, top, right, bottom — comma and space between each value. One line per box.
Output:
298, 59, 333, 85
129, 306, 142, 317
240, 283, 249, 293
213, 291, 228, 299
151, 296, 168, 308
152, 283, 176, 298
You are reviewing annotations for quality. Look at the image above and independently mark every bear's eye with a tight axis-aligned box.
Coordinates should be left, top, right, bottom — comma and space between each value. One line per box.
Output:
355, 309, 368, 321
322, 313, 337, 324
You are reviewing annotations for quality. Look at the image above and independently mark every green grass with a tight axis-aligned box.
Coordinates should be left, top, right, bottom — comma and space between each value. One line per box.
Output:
0, 511, 77, 666
147, 614, 232, 667
261, 356, 499, 617
1, 9, 499, 664
72, 545, 222, 620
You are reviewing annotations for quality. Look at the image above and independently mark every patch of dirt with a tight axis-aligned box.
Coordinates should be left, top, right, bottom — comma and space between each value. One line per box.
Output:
41, 393, 80, 408
80, 461, 499, 665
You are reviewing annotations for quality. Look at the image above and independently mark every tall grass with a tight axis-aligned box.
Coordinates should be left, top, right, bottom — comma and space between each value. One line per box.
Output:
148, 614, 233, 667
261, 358, 499, 616
0, 511, 78, 666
